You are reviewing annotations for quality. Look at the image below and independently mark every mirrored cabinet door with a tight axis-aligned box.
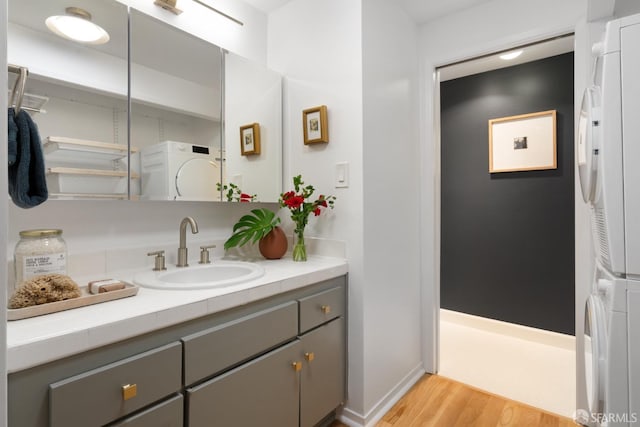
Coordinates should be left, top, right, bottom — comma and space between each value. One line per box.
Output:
224, 53, 283, 203
129, 9, 224, 202
8, 0, 129, 201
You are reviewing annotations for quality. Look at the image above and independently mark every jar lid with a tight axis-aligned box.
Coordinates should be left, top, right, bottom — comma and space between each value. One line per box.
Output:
19, 229, 63, 238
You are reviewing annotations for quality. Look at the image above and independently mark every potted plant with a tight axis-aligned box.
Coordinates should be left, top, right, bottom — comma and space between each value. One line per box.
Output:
224, 208, 288, 259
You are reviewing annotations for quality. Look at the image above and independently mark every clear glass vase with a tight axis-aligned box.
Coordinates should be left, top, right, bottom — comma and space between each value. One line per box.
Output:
292, 233, 307, 262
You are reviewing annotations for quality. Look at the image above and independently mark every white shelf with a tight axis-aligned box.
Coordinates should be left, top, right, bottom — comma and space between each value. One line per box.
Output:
44, 136, 137, 163
46, 167, 138, 196
48, 193, 129, 200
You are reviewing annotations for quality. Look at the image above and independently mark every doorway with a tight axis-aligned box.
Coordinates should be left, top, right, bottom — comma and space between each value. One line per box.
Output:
436, 35, 576, 417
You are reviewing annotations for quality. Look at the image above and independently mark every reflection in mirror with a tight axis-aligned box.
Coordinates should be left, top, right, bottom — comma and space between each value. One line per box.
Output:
129, 9, 223, 202
224, 53, 283, 203
8, 0, 128, 201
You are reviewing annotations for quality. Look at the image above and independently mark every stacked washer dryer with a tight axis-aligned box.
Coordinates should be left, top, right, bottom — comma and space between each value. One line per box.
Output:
139, 141, 220, 201
578, 12, 640, 427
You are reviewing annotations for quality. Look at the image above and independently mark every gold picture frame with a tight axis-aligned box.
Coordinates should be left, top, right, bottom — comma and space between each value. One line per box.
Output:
488, 110, 557, 173
303, 105, 328, 144
240, 123, 260, 156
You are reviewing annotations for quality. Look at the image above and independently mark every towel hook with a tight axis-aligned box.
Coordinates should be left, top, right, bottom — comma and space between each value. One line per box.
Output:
8, 65, 28, 114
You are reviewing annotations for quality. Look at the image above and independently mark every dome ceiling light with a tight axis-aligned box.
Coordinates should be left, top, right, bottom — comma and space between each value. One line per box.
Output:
45, 7, 110, 45
499, 50, 523, 60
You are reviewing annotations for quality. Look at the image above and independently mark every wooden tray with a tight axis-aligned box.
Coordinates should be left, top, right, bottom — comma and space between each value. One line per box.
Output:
8, 283, 139, 321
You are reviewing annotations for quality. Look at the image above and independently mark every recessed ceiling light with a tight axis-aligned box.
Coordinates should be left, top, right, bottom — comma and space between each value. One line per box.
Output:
45, 7, 110, 45
499, 50, 523, 60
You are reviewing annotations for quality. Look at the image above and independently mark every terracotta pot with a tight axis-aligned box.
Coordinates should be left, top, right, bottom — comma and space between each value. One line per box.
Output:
259, 226, 288, 259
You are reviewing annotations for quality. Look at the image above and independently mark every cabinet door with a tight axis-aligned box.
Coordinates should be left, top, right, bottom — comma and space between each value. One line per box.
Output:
109, 394, 183, 427
187, 340, 301, 427
300, 317, 346, 427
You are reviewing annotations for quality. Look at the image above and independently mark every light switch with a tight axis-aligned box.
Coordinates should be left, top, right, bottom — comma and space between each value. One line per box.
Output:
335, 162, 349, 188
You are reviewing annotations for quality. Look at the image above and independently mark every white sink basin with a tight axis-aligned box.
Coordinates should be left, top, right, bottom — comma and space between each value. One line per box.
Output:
133, 261, 265, 290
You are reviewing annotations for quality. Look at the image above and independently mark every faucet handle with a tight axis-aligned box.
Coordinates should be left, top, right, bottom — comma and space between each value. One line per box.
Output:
147, 250, 167, 271
199, 245, 216, 264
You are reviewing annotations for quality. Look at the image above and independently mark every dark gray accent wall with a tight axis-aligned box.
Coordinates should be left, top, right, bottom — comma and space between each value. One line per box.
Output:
440, 52, 575, 335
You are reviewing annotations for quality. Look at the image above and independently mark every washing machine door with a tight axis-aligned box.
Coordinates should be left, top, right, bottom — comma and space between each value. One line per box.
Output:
584, 294, 607, 417
577, 86, 601, 204
175, 158, 219, 201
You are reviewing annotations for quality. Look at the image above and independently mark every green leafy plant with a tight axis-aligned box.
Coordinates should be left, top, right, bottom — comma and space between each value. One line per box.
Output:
224, 208, 281, 250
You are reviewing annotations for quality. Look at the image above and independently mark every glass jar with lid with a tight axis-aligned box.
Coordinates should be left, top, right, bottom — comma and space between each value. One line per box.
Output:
14, 229, 67, 291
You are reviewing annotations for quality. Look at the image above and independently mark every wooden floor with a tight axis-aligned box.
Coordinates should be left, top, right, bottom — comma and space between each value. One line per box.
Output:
331, 375, 577, 427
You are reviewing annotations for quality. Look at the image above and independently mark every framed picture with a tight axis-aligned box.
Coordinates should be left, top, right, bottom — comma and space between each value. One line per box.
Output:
488, 110, 557, 173
240, 123, 260, 156
303, 105, 328, 144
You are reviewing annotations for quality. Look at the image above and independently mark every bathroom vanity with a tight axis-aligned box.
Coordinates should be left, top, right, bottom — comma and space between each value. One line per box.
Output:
7, 258, 348, 427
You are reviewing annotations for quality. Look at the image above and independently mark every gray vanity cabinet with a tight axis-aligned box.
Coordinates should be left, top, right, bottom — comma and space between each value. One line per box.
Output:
8, 276, 346, 427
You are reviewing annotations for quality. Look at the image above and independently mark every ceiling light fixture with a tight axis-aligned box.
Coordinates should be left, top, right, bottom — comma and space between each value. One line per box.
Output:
45, 7, 110, 45
499, 50, 523, 60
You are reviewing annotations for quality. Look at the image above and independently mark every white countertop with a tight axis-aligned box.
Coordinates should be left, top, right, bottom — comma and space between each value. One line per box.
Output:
7, 256, 348, 373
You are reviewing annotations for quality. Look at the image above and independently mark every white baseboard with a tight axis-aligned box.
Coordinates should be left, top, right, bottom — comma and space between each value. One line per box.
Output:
440, 309, 575, 351
338, 363, 425, 427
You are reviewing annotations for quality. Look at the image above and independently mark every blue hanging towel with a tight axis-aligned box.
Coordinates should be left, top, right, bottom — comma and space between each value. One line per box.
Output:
8, 108, 18, 166
7, 108, 48, 208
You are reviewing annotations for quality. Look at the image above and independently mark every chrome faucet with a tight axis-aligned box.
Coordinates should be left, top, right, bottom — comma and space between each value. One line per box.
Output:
177, 217, 199, 267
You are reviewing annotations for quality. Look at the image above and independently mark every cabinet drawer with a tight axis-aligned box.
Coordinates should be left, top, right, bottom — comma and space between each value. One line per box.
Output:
186, 340, 301, 427
49, 342, 182, 427
299, 286, 344, 333
182, 301, 298, 385
109, 394, 183, 427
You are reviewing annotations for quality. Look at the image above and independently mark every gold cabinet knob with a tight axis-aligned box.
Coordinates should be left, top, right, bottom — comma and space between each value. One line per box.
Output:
292, 361, 302, 372
305, 352, 315, 362
321, 305, 331, 314
122, 383, 137, 401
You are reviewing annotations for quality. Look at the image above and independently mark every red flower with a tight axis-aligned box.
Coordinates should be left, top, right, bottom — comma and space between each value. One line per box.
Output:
240, 193, 252, 202
313, 207, 321, 216
285, 195, 305, 209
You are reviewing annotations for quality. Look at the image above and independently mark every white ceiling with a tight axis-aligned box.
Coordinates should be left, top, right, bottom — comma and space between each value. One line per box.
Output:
439, 35, 575, 81
242, 0, 495, 24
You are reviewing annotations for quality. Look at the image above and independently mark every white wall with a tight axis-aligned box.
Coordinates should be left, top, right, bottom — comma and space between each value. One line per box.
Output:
361, 0, 422, 421
418, 0, 588, 412
269, 0, 423, 424
267, 0, 367, 417
1, 0, 9, 423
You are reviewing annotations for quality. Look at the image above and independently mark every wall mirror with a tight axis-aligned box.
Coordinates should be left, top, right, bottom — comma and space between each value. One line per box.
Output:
8, 0, 129, 201
130, 8, 223, 202
8, 2, 283, 203
224, 53, 283, 202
